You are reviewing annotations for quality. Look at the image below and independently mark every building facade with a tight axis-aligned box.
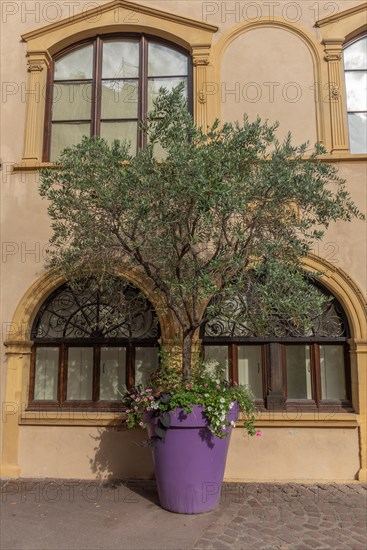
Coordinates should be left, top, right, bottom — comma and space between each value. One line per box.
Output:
1, 0, 366, 481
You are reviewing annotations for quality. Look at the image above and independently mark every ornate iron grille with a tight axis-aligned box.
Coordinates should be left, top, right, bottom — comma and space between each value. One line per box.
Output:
204, 294, 348, 338
32, 282, 160, 340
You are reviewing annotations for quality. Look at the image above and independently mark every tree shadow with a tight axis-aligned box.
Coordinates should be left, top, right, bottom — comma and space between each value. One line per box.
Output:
88, 421, 159, 505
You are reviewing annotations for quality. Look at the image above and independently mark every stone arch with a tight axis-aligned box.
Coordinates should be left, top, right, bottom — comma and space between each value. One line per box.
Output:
212, 18, 328, 147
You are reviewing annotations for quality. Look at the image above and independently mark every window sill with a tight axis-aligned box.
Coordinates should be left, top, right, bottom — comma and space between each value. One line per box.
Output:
11, 153, 367, 172
19, 410, 359, 428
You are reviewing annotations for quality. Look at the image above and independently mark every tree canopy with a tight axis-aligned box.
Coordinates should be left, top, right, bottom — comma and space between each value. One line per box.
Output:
39, 86, 362, 378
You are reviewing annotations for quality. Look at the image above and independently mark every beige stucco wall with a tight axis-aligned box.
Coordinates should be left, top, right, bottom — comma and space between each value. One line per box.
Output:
18, 425, 360, 481
1, 0, 366, 480
220, 27, 318, 145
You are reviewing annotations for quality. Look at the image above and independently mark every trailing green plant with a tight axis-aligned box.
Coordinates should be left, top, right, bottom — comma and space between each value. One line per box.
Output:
123, 358, 257, 441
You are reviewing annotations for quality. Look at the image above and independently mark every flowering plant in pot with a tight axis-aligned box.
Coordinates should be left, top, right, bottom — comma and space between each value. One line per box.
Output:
123, 361, 258, 513
39, 85, 361, 514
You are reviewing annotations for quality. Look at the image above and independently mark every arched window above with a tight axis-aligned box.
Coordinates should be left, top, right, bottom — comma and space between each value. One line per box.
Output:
45, 35, 192, 161
29, 279, 160, 409
343, 35, 367, 154
201, 284, 351, 412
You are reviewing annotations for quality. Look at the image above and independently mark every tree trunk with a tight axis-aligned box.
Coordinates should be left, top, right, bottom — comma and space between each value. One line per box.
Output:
182, 331, 194, 381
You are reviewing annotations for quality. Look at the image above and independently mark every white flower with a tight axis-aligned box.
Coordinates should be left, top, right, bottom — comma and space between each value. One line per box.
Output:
230, 421, 236, 428
207, 406, 212, 411
204, 393, 209, 397
150, 402, 159, 409
215, 380, 220, 384
229, 402, 235, 409
220, 397, 225, 403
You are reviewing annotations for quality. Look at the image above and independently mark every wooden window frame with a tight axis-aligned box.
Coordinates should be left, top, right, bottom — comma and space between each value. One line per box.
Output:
203, 338, 352, 412
28, 340, 159, 411
43, 33, 193, 162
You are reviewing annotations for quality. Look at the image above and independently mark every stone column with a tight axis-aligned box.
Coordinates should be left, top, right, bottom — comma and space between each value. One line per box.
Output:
323, 40, 349, 153
22, 52, 51, 163
192, 46, 210, 131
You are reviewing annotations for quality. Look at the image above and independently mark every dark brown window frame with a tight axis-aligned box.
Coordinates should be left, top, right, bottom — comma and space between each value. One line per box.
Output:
28, 340, 159, 411
203, 338, 353, 412
43, 33, 193, 161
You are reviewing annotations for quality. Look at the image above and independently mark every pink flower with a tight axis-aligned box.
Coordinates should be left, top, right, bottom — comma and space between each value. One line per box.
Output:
131, 394, 136, 399
256, 431, 263, 437
147, 407, 151, 411
216, 385, 220, 390
126, 409, 131, 413
134, 406, 139, 411
146, 389, 152, 393
139, 422, 144, 426
143, 398, 148, 402
136, 398, 141, 403
149, 396, 154, 400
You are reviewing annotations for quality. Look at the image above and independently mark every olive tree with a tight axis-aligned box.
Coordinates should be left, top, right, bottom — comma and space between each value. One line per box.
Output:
40, 86, 362, 379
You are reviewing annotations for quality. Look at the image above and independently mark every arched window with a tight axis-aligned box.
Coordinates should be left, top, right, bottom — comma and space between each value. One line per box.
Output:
343, 34, 367, 154
44, 35, 192, 161
29, 279, 160, 409
201, 283, 352, 411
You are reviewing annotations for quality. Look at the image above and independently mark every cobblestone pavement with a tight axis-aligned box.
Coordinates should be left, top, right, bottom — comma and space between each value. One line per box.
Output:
195, 483, 367, 550
1, 480, 366, 550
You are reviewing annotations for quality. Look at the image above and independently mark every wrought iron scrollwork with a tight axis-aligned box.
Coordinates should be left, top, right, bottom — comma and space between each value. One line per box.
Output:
204, 293, 347, 338
32, 282, 160, 340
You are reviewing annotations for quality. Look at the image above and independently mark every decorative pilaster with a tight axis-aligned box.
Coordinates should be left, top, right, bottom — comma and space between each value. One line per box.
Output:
348, 339, 367, 482
192, 46, 210, 130
323, 40, 349, 153
22, 52, 51, 163
1, 341, 33, 478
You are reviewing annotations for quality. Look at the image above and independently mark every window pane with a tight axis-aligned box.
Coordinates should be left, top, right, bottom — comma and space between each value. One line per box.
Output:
50, 123, 90, 161
344, 37, 367, 70
238, 346, 262, 398
101, 80, 138, 119
54, 45, 93, 80
348, 113, 367, 153
52, 83, 93, 121
148, 77, 187, 111
320, 345, 346, 400
345, 72, 367, 111
34, 347, 59, 400
204, 346, 229, 379
286, 345, 312, 399
99, 347, 126, 400
100, 121, 137, 155
102, 41, 139, 78
135, 347, 159, 386
67, 347, 93, 400
148, 43, 188, 76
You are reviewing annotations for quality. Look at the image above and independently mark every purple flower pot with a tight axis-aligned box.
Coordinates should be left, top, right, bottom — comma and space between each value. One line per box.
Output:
144, 404, 239, 514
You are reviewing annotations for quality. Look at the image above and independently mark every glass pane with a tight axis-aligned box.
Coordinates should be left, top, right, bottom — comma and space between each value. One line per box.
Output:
99, 347, 126, 400
345, 72, 367, 111
238, 346, 262, 398
320, 345, 346, 400
344, 37, 367, 70
148, 77, 187, 111
34, 347, 59, 400
348, 113, 367, 153
148, 43, 188, 76
135, 347, 159, 386
54, 45, 93, 80
100, 121, 137, 155
286, 345, 312, 399
67, 347, 93, 400
204, 346, 229, 380
102, 40, 139, 78
52, 83, 92, 121
101, 80, 138, 119
50, 123, 90, 161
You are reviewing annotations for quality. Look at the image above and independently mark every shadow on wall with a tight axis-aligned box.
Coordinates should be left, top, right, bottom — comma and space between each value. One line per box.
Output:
89, 424, 155, 482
